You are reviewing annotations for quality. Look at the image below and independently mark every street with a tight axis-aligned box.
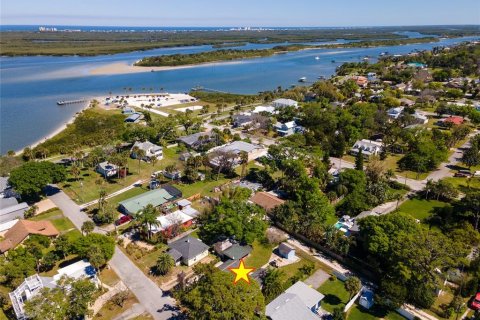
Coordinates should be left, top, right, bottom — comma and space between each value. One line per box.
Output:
47, 186, 179, 320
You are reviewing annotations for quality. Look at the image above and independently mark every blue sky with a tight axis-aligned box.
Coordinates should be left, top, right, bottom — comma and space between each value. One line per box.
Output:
1, 0, 479, 27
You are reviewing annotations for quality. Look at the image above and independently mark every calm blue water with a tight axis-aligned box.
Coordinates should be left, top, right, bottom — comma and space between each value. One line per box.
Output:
0, 36, 478, 154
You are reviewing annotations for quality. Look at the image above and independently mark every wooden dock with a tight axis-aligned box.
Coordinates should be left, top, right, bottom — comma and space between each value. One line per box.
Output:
57, 99, 87, 106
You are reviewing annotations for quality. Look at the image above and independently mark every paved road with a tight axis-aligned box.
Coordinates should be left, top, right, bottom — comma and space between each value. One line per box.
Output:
47, 186, 179, 320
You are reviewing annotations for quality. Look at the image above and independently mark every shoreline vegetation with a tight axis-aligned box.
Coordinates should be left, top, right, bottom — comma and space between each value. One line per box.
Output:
1, 26, 479, 56
134, 37, 441, 67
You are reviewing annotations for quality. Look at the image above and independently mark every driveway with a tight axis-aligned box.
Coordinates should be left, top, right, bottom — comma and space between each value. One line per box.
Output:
304, 269, 330, 289
47, 186, 179, 320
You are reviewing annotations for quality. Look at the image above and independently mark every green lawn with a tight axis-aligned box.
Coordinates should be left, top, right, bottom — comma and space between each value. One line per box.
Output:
279, 250, 332, 282
444, 176, 480, 193
347, 304, 406, 320
60, 146, 184, 204
106, 186, 150, 207
245, 240, 272, 269
317, 278, 350, 312
397, 197, 451, 221
175, 177, 230, 198
30, 209, 75, 232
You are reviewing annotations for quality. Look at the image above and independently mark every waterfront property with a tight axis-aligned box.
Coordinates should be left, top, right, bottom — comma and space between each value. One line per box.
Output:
0, 219, 59, 254
131, 141, 163, 161
350, 139, 383, 157
266, 281, 326, 320
167, 235, 209, 267
9, 259, 98, 320
118, 186, 182, 215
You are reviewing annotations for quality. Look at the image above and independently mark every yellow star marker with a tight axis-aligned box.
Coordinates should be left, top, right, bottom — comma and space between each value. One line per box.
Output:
228, 259, 255, 284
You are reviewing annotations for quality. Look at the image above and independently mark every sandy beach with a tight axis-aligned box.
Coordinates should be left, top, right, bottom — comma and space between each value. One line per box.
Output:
90, 60, 244, 76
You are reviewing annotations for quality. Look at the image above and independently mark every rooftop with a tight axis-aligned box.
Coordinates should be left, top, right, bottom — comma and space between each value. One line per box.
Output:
250, 192, 285, 212
168, 236, 209, 261
0, 219, 59, 253
118, 187, 177, 214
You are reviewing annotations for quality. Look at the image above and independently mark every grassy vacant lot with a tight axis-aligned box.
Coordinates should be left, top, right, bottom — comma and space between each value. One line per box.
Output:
317, 277, 350, 312
31, 208, 75, 232
245, 240, 273, 269
444, 176, 480, 193
279, 250, 332, 282
397, 197, 451, 221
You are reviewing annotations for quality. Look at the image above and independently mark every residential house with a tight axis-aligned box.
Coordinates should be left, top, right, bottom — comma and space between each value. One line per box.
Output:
232, 114, 254, 128
271, 98, 298, 108
0, 220, 59, 254
399, 98, 415, 107
352, 76, 368, 87
278, 242, 296, 260
274, 121, 303, 137
96, 161, 118, 178
413, 111, 428, 124
122, 106, 135, 114
359, 288, 375, 309
124, 112, 142, 123
252, 105, 276, 114
367, 72, 377, 81
163, 169, 182, 180
177, 132, 214, 150
0, 177, 12, 198
387, 106, 405, 120
0, 197, 18, 210
131, 141, 163, 161
167, 236, 209, 266
439, 116, 464, 127
214, 239, 252, 261
118, 186, 182, 215
415, 69, 433, 82
9, 260, 98, 320
250, 192, 285, 212
350, 139, 383, 157
208, 141, 267, 167
266, 281, 326, 320
153, 210, 193, 238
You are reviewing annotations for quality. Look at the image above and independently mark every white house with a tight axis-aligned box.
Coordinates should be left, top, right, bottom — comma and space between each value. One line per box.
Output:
131, 141, 163, 161
387, 106, 405, 120
208, 141, 267, 167
96, 161, 118, 178
266, 281, 326, 320
252, 105, 276, 114
167, 236, 209, 267
9, 260, 98, 320
274, 121, 303, 137
271, 98, 298, 108
350, 139, 383, 157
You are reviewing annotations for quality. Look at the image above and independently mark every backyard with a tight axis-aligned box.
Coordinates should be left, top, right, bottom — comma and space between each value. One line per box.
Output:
397, 197, 451, 221
244, 240, 273, 269
31, 208, 76, 232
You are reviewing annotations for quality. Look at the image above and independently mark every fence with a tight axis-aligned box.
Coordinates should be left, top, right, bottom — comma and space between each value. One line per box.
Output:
272, 221, 378, 281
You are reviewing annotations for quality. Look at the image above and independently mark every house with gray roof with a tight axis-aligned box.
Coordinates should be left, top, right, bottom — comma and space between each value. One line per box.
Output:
0, 202, 28, 224
266, 281, 325, 320
0, 177, 11, 198
207, 141, 267, 167
167, 236, 209, 266
177, 132, 214, 150
131, 141, 163, 161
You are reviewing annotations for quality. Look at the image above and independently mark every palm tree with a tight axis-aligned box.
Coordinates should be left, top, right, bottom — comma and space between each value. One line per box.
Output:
135, 204, 160, 240
71, 163, 81, 182
239, 151, 248, 177
151, 155, 158, 168
155, 253, 174, 276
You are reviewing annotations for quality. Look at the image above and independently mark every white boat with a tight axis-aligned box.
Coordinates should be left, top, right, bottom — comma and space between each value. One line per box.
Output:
315, 56, 320, 60
298, 77, 307, 82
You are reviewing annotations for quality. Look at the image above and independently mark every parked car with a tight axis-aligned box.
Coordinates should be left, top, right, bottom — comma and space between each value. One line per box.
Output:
455, 170, 472, 177
115, 215, 133, 226
471, 292, 480, 310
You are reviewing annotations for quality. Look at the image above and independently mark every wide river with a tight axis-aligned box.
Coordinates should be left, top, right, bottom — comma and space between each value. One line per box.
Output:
0, 35, 478, 154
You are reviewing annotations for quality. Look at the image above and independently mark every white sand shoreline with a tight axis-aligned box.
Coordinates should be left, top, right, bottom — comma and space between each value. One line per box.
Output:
90, 60, 244, 76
